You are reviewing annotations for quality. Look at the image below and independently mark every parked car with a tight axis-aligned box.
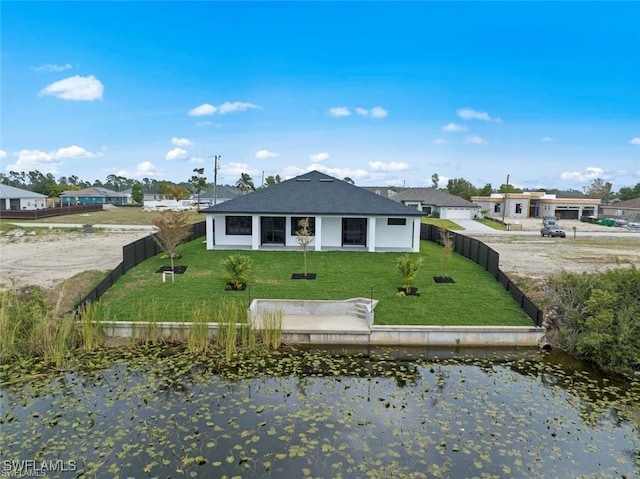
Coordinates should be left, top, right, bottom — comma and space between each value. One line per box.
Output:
580, 215, 598, 223
541, 225, 566, 238
613, 218, 628, 227
543, 218, 557, 227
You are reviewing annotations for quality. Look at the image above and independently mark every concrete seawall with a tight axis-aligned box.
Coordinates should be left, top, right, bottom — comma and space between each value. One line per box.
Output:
96, 321, 545, 348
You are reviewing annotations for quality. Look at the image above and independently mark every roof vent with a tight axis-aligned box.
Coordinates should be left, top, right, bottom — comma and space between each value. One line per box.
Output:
296, 178, 311, 182
319, 178, 333, 182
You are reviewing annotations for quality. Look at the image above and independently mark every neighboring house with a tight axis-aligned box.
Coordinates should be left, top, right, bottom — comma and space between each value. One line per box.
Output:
194, 185, 240, 207
0, 184, 47, 210
143, 189, 166, 202
600, 198, 640, 222
60, 187, 130, 206
393, 188, 480, 219
360, 186, 398, 200
471, 192, 600, 220
202, 170, 425, 252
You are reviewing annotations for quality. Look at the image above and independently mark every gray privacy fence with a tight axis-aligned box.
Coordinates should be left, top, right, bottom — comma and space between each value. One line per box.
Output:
75, 221, 542, 327
420, 224, 543, 326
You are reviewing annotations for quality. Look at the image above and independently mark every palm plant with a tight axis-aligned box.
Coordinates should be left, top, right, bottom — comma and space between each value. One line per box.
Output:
396, 255, 423, 294
222, 254, 252, 290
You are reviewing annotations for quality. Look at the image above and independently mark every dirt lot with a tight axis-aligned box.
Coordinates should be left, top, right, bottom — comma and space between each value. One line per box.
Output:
1, 220, 638, 291
0, 229, 150, 290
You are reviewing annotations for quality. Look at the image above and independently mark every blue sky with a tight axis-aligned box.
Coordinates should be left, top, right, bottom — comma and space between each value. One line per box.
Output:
1, 1, 639, 190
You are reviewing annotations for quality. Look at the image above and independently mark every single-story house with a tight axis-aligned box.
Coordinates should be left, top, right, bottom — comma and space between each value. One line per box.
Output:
193, 185, 240, 207
392, 188, 480, 219
600, 198, 640, 222
201, 170, 425, 252
471, 192, 600, 220
0, 184, 48, 210
360, 186, 398, 200
60, 187, 130, 206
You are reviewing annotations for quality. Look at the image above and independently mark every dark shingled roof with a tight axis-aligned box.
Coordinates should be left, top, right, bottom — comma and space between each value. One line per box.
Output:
393, 188, 479, 208
202, 171, 424, 216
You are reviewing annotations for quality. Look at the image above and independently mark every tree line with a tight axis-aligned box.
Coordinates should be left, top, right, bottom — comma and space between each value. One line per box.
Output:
2, 169, 639, 203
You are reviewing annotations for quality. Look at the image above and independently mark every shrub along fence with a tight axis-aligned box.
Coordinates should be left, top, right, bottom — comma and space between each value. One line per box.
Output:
75, 221, 542, 326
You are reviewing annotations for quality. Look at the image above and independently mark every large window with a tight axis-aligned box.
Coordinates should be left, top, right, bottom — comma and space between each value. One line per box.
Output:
261, 217, 286, 244
515, 203, 522, 214
291, 217, 315, 236
226, 216, 252, 235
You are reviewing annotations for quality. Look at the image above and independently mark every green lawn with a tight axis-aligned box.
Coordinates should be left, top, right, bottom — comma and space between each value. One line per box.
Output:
97, 240, 532, 326
420, 218, 464, 231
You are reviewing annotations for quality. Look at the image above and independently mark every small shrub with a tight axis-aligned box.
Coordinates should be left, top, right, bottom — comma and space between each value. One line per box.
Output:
222, 254, 252, 290
396, 255, 423, 295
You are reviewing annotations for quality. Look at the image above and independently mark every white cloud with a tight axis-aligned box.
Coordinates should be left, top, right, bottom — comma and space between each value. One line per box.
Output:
32, 63, 73, 73
165, 148, 188, 161
355, 106, 388, 119
560, 167, 604, 182
457, 108, 502, 123
188, 102, 259, 116
308, 164, 368, 180
370, 106, 388, 119
0, 149, 7, 159
188, 157, 206, 164
309, 152, 329, 162
442, 122, 467, 132
171, 137, 193, 147
433, 138, 447, 145
542, 136, 553, 143
221, 162, 259, 177
4, 145, 100, 174
630, 137, 640, 145
255, 149, 278, 160
116, 161, 162, 178
189, 104, 217, 116
369, 161, 410, 172
465, 136, 488, 145
328, 107, 351, 117
196, 121, 212, 127
54, 145, 98, 158
218, 101, 260, 114
39, 75, 104, 101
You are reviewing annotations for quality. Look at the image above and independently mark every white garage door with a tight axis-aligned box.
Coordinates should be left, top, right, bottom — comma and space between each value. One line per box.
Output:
441, 208, 474, 219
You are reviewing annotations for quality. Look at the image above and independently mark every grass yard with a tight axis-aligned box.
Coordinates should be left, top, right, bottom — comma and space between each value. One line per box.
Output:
421, 217, 464, 230
97, 240, 532, 327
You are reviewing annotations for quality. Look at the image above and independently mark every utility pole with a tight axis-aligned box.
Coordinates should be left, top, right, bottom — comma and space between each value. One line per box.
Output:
501, 174, 510, 225
210, 155, 221, 205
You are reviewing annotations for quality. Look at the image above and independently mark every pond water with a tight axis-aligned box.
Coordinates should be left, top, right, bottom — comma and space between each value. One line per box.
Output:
1, 346, 639, 478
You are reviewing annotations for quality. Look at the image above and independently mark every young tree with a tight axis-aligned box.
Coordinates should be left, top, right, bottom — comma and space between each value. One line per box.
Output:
296, 217, 313, 277
131, 183, 144, 204
440, 229, 454, 278
236, 173, 256, 192
151, 212, 193, 277
189, 168, 207, 211
431, 173, 439, 189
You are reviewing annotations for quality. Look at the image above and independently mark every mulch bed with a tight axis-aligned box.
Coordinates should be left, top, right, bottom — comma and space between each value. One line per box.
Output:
291, 273, 317, 280
155, 265, 188, 274
433, 276, 455, 283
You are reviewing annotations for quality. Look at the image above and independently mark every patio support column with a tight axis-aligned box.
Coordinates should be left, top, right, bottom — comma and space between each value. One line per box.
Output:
368, 217, 376, 252
412, 217, 421, 253
205, 214, 215, 250
314, 216, 322, 251
252, 216, 260, 250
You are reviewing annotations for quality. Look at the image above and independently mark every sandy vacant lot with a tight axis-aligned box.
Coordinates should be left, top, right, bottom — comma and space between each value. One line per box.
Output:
1, 222, 638, 291
1, 229, 150, 290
